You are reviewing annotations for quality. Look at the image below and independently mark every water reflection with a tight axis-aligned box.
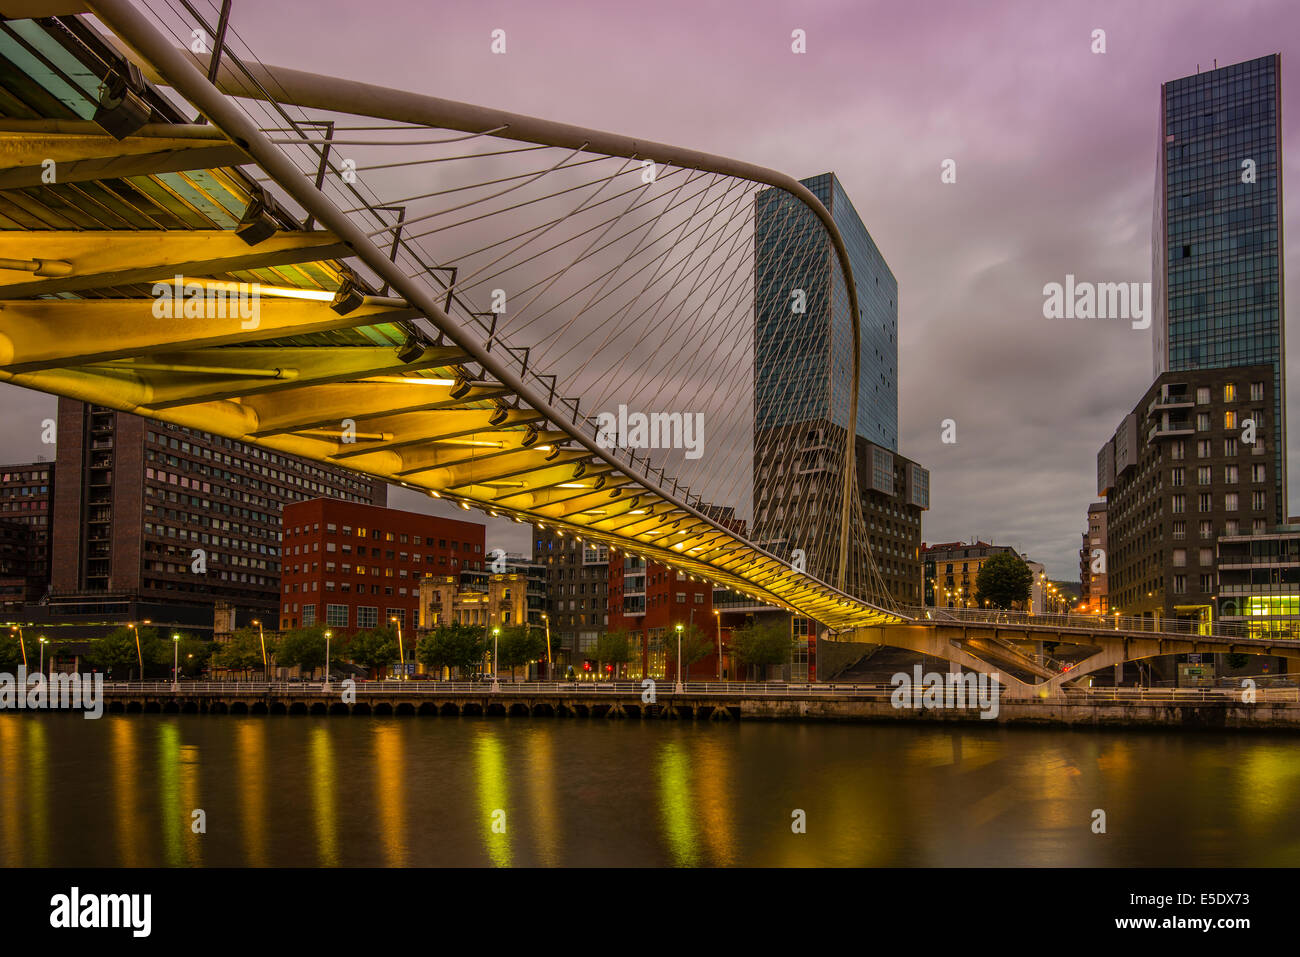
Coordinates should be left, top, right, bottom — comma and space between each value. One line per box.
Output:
0, 714, 1296, 867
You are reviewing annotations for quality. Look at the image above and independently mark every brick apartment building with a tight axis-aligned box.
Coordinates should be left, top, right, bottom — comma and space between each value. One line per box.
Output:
0, 460, 53, 610
607, 553, 715, 679
280, 499, 485, 633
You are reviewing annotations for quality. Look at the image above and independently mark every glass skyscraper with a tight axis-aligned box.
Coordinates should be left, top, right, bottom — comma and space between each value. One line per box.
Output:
755, 172, 898, 451
1153, 54, 1285, 520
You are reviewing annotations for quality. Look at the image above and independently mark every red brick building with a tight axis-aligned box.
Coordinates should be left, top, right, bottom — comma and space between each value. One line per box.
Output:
280, 500, 485, 633
607, 554, 716, 679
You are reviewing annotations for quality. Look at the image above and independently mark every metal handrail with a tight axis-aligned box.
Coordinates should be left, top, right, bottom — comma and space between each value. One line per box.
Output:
900, 605, 1300, 643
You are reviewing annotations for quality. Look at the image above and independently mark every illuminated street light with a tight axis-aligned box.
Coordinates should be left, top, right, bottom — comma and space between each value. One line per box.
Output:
10, 625, 26, 669
128, 622, 144, 679
491, 626, 501, 692
324, 630, 332, 690
171, 633, 180, 691
675, 623, 684, 693
38, 636, 47, 676
252, 618, 268, 681
390, 616, 405, 680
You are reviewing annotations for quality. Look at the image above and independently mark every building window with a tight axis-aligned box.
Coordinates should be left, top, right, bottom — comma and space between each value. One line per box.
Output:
1224, 519, 1239, 536
1197, 493, 1212, 512
1224, 383, 1236, 402
1252, 464, 1266, 483
357, 606, 379, 629
1224, 410, 1237, 430
1170, 440, 1185, 461
1224, 438, 1238, 456
1198, 548, 1213, 566
1172, 521, 1186, 539
1199, 574, 1213, 592
1173, 574, 1186, 594
1172, 495, 1185, 514
1199, 521, 1213, 539
1225, 493, 1239, 512
1252, 491, 1267, 512
1196, 413, 1210, 432
1196, 467, 1210, 485
326, 604, 349, 627
1251, 381, 1264, 401
1171, 467, 1185, 486
1195, 387, 1210, 405
302, 605, 316, 626
1172, 549, 1186, 567
387, 608, 405, 626
1197, 440, 1212, 458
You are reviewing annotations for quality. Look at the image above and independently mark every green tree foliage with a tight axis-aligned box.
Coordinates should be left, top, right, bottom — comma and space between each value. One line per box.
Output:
278, 625, 328, 678
346, 626, 399, 677
592, 629, 632, 678
416, 623, 486, 678
730, 620, 794, 681
211, 629, 263, 679
667, 624, 715, 677
86, 626, 153, 678
496, 624, 546, 679
0, 633, 24, 671
974, 552, 1034, 609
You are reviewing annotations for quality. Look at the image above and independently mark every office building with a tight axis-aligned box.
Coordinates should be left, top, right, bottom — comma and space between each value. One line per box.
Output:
0, 460, 53, 605
533, 529, 610, 659
1080, 501, 1109, 612
1153, 54, 1286, 522
752, 172, 928, 599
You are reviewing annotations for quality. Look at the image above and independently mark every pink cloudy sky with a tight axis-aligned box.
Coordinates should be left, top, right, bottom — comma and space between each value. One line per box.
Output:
6, 0, 1298, 577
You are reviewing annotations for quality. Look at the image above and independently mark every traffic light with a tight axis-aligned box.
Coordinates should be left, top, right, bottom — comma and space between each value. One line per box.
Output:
583, 661, 591, 672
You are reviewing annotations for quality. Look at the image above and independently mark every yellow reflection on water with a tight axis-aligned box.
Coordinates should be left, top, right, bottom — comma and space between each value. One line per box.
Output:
656, 740, 700, 867
310, 724, 339, 866
522, 725, 560, 866
235, 721, 267, 866
112, 719, 142, 867
157, 722, 182, 867
25, 720, 47, 866
693, 737, 734, 866
373, 723, 408, 867
0, 720, 23, 865
180, 743, 202, 866
474, 725, 511, 867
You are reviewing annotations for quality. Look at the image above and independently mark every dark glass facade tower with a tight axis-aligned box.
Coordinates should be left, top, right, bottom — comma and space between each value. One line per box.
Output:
1153, 54, 1285, 521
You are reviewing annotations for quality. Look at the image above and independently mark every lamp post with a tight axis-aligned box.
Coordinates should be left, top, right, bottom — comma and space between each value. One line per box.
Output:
541, 613, 551, 681
128, 622, 144, 680
171, 633, 180, 691
10, 626, 25, 669
252, 618, 269, 681
674, 623, 684, 693
323, 630, 332, 690
38, 636, 47, 676
491, 626, 500, 692
714, 610, 722, 681
390, 616, 405, 680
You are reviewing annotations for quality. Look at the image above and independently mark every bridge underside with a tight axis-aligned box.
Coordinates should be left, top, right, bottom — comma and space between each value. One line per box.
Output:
0, 7, 901, 630
849, 623, 1300, 697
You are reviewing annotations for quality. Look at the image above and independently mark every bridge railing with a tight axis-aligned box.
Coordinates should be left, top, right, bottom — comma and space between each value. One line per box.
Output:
897, 605, 1298, 643
91, 679, 1299, 703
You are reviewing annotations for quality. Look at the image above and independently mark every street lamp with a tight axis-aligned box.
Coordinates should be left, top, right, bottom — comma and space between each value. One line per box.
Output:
324, 630, 332, 690
675, 623, 684, 693
128, 622, 144, 680
390, 615, 405, 680
541, 613, 551, 681
9, 626, 25, 669
714, 610, 722, 681
38, 636, 47, 676
252, 618, 268, 681
171, 633, 180, 691
491, 627, 500, 692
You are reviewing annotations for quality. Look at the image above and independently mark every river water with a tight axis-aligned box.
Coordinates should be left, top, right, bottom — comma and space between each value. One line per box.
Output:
0, 714, 1296, 867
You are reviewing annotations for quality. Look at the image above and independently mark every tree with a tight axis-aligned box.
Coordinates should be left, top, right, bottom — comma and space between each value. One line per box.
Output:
346, 626, 399, 678
666, 624, 714, 680
86, 626, 151, 679
211, 630, 262, 679
278, 625, 328, 679
416, 623, 486, 678
497, 624, 546, 680
974, 552, 1034, 610
593, 629, 632, 679
0, 633, 24, 672
730, 620, 794, 681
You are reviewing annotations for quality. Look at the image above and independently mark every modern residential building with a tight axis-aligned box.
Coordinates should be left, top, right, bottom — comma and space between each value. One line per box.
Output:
533, 529, 610, 660
1153, 54, 1286, 523
280, 498, 485, 633
1217, 524, 1300, 641
607, 554, 715, 679
46, 400, 388, 633
0, 460, 54, 605
1080, 500, 1109, 612
1098, 366, 1276, 625
752, 172, 928, 599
